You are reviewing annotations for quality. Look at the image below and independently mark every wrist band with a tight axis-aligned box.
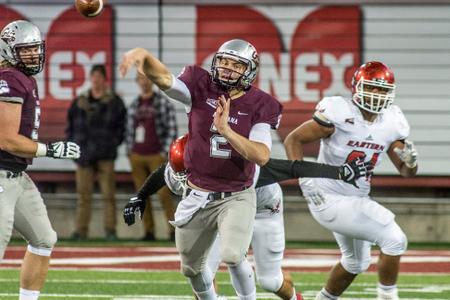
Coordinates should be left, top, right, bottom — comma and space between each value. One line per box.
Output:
35, 143, 47, 157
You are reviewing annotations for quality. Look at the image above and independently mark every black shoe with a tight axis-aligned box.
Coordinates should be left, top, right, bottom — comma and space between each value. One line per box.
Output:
169, 231, 175, 242
141, 233, 155, 241
70, 232, 87, 241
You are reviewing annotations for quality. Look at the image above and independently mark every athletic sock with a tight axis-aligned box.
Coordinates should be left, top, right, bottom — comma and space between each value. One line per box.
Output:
19, 288, 40, 300
377, 283, 399, 300
315, 287, 339, 300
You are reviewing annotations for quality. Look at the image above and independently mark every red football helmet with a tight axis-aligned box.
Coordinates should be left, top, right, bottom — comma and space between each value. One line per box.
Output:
351, 61, 396, 114
168, 134, 188, 181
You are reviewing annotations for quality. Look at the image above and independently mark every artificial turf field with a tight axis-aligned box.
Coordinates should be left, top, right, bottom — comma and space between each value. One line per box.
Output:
1, 241, 449, 299
0, 269, 450, 299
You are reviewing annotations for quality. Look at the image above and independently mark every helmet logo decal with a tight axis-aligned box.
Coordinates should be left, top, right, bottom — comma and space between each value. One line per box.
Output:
1, 28, 15, 42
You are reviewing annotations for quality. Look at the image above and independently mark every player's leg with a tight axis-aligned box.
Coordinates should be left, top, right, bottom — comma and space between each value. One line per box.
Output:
175, 192, 220, 300
252, 210, 301, 300
0, 173, 20, 260
316, 233, 371, 300
207, 234, 222, 276
217, 188, 257, 300
14, 173, 57, 300
74, 165, 94, 238
200, 235, 221, 298
375, 221, 407, 300
311, 195, 405, 300
97, 160, 117, 238
318, 197, 406, 300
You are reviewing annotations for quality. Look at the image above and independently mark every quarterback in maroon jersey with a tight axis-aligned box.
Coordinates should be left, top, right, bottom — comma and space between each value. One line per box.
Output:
0, 20, 80, 300
120, 40, 284, 300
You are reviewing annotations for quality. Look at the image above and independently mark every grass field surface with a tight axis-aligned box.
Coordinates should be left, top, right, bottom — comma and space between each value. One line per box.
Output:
2, 241, 449, 299
1, 269, 450, 299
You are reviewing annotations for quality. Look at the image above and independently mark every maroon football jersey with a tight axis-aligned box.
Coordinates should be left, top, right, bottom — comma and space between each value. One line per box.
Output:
178, 65, 282, 192
0, 67, 40, 171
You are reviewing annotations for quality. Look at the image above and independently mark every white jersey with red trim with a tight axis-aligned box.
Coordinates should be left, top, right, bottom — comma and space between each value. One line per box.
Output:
304, 96, 410, 198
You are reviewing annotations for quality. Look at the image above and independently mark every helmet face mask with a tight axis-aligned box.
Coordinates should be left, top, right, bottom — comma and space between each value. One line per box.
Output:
211, 39, 259, 90
353, 79, 395, 114
213, 55, 248, 89
351, 61, 396, 114
0, 20, 45, 76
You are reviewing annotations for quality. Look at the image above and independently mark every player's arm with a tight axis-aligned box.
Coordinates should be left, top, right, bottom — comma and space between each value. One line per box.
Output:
0, 101, 80, 159
256, 158, 372, 188
0, 101, 41, 158
119, 48, 172, 90
119, 48, 192, 106
387, 140, 418, 177
284, 115, 335, 160
214, 96, 270, 165
123, 163, 168, 226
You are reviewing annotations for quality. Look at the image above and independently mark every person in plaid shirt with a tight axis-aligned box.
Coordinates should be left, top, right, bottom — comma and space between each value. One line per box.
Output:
126, 73, 178, 241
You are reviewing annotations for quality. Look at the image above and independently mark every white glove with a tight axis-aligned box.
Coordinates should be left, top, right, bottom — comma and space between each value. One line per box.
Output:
393, 140, 418, 168
46, 141, 81, 159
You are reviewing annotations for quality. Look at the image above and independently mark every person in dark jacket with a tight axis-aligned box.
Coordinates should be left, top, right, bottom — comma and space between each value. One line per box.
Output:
66, 64, 126, 240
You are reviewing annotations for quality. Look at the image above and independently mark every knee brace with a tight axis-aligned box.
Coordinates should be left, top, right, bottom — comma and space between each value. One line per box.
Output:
379, 224, 408, 256
27, 229, 57, 257
341, 255, 371, 274
257, 270, 283, 293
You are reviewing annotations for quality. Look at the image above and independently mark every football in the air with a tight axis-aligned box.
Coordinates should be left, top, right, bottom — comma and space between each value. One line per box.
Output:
75, 0, 104, 18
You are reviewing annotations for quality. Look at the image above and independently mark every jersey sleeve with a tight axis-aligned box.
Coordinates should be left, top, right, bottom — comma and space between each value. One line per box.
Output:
176, 65, 197, 101
312, 96, 339, 127
253, 96, 283, 129
0, 73, 26, 104
392, 105, 410, 140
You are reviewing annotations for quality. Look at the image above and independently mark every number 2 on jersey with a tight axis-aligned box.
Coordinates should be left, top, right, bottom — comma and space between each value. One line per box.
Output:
210, 123, 231, 159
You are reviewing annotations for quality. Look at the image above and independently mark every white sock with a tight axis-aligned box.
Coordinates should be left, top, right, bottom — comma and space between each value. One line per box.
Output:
377, 283, 399, 300
228, 259, 256, 300
315, 287, 339, 300
19, 288, 40, 300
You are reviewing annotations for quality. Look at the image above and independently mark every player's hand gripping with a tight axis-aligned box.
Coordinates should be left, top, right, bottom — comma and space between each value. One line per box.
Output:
339, 158, 373, 188
393, 140, 418, 168
46, 141, 80, 159
123, 196, 146, 226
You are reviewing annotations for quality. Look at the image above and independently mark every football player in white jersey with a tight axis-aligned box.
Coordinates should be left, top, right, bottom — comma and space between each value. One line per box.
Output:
284, 61, 418, 300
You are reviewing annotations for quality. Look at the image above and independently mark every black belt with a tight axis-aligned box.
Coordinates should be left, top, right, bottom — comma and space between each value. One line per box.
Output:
186, 187, 247, 201
1, 170, 23, 179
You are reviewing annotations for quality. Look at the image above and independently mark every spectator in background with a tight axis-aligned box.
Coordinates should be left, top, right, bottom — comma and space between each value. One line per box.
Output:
126, 73, 177, 241
66, 64, 127, 241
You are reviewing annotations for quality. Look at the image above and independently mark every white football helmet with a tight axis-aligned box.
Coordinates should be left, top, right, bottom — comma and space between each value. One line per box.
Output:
211, 39, 259, 90
0, 20, 45, 75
